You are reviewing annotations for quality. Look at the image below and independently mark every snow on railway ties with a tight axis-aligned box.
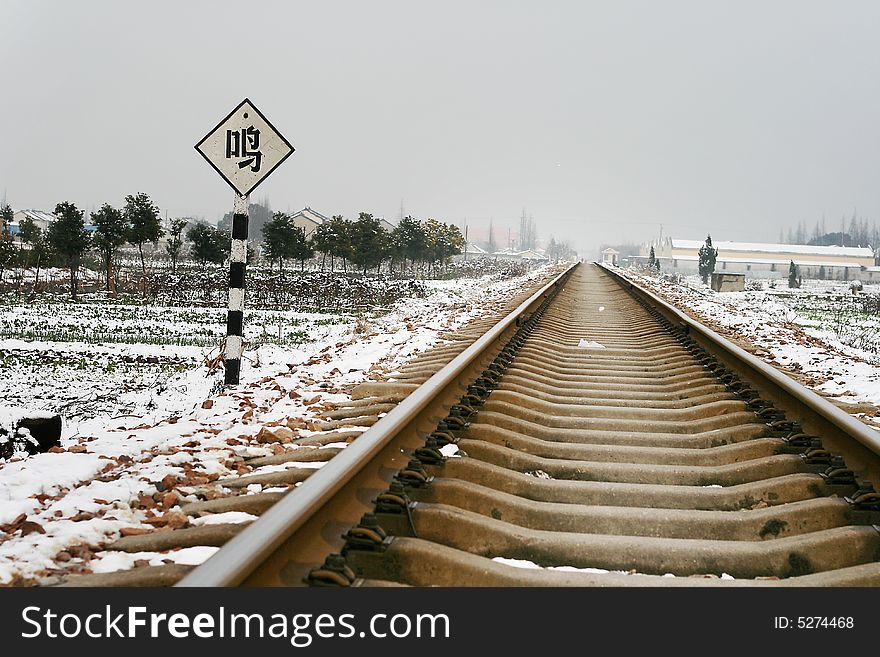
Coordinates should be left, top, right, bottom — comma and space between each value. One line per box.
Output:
47, 274, 554, 586
66, 264, 880, 585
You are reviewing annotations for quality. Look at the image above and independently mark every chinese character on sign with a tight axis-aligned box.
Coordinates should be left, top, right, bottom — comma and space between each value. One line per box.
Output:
225, 126, 263, 172
195, 98, 294, 197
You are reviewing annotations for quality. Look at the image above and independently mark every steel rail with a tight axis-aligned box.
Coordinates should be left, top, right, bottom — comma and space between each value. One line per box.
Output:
177, 264, 578, 586
598, 263, 880, 483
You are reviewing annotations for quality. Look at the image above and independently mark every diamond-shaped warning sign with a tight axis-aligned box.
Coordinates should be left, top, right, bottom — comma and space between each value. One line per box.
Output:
195, 98, 294, 197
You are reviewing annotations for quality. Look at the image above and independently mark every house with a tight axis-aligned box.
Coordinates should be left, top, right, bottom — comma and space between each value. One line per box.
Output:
518, 249, 549, 262
601, 248, 620, 265
488, 248, 549, 262
290, 207, 331, 237
11, 209, 56, 234
491, 248, 523, 261
454, 241, 489, 261
376, 217, 397, 232
639, 238, 875, 280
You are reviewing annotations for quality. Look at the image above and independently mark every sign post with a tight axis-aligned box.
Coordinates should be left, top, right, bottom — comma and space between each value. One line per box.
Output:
195, 98, 294, 385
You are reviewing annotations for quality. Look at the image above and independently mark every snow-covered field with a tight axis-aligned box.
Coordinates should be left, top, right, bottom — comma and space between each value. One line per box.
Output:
0, 303, 353, 441
617, 268, 880, 425
0, 266, 556, 585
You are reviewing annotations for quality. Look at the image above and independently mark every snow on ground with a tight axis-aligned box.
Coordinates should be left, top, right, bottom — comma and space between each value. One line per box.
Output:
491, 557, 734, 579
614, 266, 880, 427
0, 266, 556, 585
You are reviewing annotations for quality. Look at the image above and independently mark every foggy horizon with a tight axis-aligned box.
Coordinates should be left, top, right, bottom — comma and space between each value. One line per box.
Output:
3, 0, 880, 255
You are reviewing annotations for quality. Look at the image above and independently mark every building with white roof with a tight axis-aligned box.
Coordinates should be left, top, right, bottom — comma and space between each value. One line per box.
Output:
290, 207, 331, 237
639, 237, 875, 280
11, 209, 56, 234
601, 247, 620, 265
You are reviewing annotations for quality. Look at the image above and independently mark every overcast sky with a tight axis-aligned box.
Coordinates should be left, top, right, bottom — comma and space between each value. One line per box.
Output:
3, 1, 880, 255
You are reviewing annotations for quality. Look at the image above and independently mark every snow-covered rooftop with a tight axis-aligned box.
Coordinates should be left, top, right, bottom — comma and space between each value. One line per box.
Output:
290, 207, 329, 225
671, 254, 864, 268
463, 241, 487, 254
13, 209, 56, 224
671, 239, 874, 258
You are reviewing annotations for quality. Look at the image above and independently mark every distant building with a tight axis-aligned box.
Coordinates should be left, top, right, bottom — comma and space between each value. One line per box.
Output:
601, 248, 620, 265
491, 247, 523, 261
287, 208, 397, 237
11, 209, 56, 235
376, 217, 397, 232
637, 238, 875, 281
489, 248, 549, 263
290, 207, 331, 237
517, 249, 549, 262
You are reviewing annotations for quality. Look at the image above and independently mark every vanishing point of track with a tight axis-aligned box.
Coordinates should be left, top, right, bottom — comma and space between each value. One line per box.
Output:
70, 263, 880, 586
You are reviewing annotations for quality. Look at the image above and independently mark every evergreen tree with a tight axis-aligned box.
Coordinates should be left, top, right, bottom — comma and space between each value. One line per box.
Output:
310, 221, 335, 271
324, 215, 353, 272
424, 219, 465, 274
186, 223, 229, 265
788, 260, 801, 288
647, 245, 657, 270
348, 213, 388, 275
18, 216, 49, 293
391, 215, 428, 270
124, 192, 163, 275
47, 202, 89, 300
697, 234, 718, 284
262, 212, 296, 271
165, 218, 188, 272
261, 212, 312, 272
0, 205, 15, 285
292, 225, 313, 271
91, 203, 127, 293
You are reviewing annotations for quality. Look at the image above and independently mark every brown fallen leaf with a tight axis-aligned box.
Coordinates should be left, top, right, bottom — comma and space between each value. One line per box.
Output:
143, 512, 188, 529
0, 513, 27, 533
201, 399, 214, 409
67, 544, 95, 561
119, 526, 152, 537
19, 521, 46, 536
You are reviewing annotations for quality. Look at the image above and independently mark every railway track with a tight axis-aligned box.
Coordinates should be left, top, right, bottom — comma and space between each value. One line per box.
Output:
68, 263, 880, 586
55, 269, 562, 586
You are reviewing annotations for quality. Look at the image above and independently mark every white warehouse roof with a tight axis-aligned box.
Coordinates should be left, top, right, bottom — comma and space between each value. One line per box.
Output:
670, 239, 873, 258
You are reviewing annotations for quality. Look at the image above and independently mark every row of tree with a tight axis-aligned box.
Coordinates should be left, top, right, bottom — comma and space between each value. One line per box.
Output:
544, 237, 578, 263
1, 194, 164, 299
783, 212, 879, 248
260, 213, 465, 275
0, 199, 471, 298
0, 194, 244, 298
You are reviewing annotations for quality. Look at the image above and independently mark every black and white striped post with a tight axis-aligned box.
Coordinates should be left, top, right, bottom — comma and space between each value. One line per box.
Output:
194, 98, 295, 386
225, 192, 249, 385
